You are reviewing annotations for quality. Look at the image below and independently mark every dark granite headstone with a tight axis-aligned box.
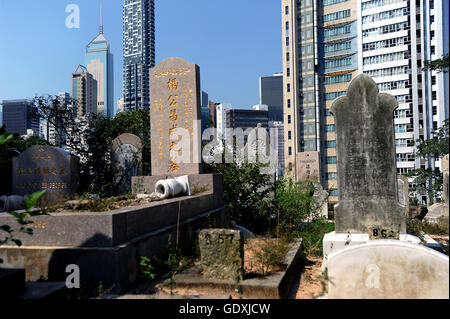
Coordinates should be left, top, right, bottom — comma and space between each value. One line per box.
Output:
111, 133, 143, 194
150, 57, 202, 176
12, 146, 79, 204
331, 74, 405, 235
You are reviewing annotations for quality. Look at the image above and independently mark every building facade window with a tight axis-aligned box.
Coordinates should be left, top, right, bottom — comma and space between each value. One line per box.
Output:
327, 156, 337, 164
323, 9, 351, 22
325, 91, 346, 100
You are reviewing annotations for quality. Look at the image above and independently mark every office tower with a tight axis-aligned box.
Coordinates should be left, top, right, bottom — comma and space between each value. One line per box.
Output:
260, 73, 284, 122
2, 99, 39, 136
201, 106, 213, 141
122, 0, 155, 111
40, 92, 70, 146
201, 91, 209, 107
72, 65, 98, 118
358, 0, 449, 204
85, 2, 114, 118
225, 108, 270, 140
0, 104, 3, 127
282, 0, 358, 204
269, 121, 285, 178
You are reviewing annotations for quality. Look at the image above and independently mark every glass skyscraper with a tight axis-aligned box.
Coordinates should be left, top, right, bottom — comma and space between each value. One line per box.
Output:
122, 0, 156, 111
85, 14, 114, 119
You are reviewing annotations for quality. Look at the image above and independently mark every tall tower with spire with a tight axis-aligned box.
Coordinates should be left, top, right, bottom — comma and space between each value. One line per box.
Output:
85, 0, 114, 118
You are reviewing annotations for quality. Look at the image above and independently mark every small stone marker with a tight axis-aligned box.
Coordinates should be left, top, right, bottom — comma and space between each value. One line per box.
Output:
331, 74, 405, 235
443, 154, 449, 204
397, 175, 409, 215
12, 146, 79, 203
150, 57, 202, 176
111, 133, 143, 194
198, 229, 244, 282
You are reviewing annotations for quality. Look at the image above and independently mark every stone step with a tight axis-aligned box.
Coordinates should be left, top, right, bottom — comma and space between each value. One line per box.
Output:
0, 268, 26, 298
20, 282, 67, 300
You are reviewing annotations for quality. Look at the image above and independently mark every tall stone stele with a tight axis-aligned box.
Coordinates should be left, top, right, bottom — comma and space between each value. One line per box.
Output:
331, 74, 406, 235
150, 57, 202, 176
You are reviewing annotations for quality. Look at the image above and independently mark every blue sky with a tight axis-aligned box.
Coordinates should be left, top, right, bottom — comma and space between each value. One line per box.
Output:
0, 0, 282, 109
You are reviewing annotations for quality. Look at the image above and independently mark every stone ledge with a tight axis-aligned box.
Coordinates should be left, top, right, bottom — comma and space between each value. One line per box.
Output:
0, 192, 222, 248
0, 206, 230, 294
170, 239, 303, 299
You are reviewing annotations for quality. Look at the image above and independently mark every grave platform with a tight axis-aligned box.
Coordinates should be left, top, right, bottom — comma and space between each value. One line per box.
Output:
323, 231, 445, 265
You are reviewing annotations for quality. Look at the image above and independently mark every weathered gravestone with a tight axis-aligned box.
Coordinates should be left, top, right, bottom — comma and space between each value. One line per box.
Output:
150, 57, 202, 176
397, 175, 409, 216
111, 133, 142, 194
424, 155, 449, 223
12, 146, 79, 203
198, 229, 244, 282
443, 154, 449, 205
330, 74, 405, 236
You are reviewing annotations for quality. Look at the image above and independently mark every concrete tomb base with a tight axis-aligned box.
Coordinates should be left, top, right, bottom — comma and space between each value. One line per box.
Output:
323, 231, 443, 264
0, 175, 229, 294
322, 240, 449, 299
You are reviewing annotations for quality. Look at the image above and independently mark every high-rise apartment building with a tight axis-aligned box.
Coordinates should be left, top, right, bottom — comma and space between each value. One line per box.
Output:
72, 65, 98, 118
358, 0, 449, 204
85, 6, 114, 119
122, 0, 155, 111
2, 99, 39, 136
282, 0, 449, 205
282, 0, 358, 204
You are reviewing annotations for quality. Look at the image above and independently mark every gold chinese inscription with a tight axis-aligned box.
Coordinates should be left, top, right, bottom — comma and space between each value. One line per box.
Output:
15, 182, 68, 190
183, 88, 194, 141
29, 221, 47, 229
17, 167, 67, 176
168, 78, 180, 173
154, 98, 164, 159
31, 147, 52, 160
154, 67, 191, 79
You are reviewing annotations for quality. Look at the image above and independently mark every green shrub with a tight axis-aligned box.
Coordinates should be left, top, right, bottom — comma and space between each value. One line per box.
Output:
293, 218, 335, 257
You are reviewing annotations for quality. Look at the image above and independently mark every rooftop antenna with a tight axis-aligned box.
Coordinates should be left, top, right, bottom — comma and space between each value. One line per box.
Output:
99, 0, 103, 34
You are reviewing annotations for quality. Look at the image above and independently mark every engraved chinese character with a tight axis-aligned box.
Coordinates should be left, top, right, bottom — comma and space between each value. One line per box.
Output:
168, 95, 179, 107
169, 161, 180, 172
167, 78, 178, 91
169, 109, 178, 122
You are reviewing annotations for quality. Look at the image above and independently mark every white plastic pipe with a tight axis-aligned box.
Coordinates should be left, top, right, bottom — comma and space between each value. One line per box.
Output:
155, 175, 191, 199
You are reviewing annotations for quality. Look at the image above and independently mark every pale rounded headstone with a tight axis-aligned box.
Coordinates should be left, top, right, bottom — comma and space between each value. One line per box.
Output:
325, 240, 449, 299
111, 133, 142, 194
